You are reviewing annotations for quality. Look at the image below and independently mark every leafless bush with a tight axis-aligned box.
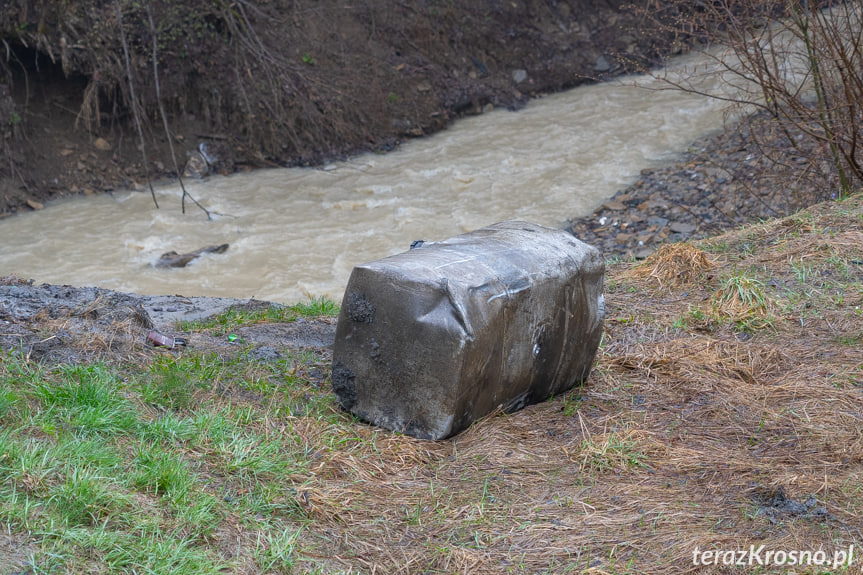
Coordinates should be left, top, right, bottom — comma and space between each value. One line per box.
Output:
641, 0, 863, 198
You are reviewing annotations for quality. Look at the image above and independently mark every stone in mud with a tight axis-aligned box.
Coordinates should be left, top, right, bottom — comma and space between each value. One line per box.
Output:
184, 150, 209, 179
647, 216, 670, 227
93, 137, 112, 151
614, 232, 634, 245
594, 55, 613, 72
332, 221, 605, 440
602, 200, 626, 211
669, 221, 696, 234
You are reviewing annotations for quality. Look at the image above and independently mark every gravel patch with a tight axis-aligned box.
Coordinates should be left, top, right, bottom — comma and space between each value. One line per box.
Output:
568, 115, 830, 259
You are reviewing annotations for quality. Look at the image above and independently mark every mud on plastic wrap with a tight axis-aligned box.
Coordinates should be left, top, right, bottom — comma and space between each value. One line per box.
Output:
332, 221, 605, 440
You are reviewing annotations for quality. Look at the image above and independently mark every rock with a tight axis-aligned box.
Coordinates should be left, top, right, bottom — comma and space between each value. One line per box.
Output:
614, 232, 634, 245
602, 200, 626, 211
594, 55, 612, 72
512, 69, 528, 84
184, 151, 209, 179
332, 221, 605, 440
155, 244, 229, 268
669, 221, 696, 233
26, 199, 44, 211
704, 167, 732, 181
647, 216, 670, 227
93, 137, 112, 151
634, 247, 655, 259
641, 199, 669, 210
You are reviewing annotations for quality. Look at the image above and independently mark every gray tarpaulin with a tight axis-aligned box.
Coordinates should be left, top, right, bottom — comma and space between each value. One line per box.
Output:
332, 220, 605, 439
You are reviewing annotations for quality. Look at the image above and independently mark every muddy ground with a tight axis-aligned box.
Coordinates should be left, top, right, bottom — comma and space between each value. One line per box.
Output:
0, 276, 336, 367
0, 0, 698, 216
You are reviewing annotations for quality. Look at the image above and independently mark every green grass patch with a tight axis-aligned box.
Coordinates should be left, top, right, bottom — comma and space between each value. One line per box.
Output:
133, 442, 197, 501
177, 296, 339, 333
0, 379, 25, 422
48, 466, 132, 527
140, 357, 198, 410
0, 343, 334, 573
30, 363, 137, 436
253, 525, 302, 572
141, 410, 199, 443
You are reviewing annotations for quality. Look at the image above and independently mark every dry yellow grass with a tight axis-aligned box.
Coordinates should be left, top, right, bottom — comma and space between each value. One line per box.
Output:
257, 194, 863, 574
627, 243, 715, 287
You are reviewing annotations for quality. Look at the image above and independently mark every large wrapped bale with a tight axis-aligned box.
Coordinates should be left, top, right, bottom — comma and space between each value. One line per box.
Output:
332, 221, 605, 440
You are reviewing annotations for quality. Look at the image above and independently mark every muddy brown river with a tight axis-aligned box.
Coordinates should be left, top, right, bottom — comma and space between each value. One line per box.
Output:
1, 53, 738, 303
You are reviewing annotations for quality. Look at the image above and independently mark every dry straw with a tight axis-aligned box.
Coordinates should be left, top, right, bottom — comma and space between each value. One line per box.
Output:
628, 243, 715, 287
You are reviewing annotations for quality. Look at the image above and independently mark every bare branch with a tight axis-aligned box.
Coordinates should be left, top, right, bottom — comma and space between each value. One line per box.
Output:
146, 1, 211, 220
639, 0, 863, 197
114, 0, 159, 210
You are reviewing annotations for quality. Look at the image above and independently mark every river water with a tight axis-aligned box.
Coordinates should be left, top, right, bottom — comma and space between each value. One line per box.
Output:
1, 53, 735, 304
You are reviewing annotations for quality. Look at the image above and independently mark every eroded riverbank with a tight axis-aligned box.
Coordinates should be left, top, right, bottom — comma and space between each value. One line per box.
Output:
0, 52, 738, 303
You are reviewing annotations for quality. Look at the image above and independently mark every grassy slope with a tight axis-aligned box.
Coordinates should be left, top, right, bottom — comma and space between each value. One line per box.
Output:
1, 194, 862, 574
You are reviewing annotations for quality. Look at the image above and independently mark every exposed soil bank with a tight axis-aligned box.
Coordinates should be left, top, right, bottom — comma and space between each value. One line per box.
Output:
0, 276, 336, 365
0, 0, 690, 216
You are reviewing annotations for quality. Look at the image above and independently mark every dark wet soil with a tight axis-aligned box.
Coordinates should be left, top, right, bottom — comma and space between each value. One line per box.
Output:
752, 486, 830, 522
0, 276, 335, 366
0, 0, 686, 217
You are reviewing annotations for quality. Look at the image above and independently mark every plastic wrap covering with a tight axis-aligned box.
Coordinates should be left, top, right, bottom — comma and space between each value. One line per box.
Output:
332, 221, 605, 439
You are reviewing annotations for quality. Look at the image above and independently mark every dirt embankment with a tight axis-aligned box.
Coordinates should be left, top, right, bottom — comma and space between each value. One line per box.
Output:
0, 0, 693, 216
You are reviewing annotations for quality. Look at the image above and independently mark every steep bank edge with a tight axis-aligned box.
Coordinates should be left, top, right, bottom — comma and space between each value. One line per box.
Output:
0, 0, 693, 216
